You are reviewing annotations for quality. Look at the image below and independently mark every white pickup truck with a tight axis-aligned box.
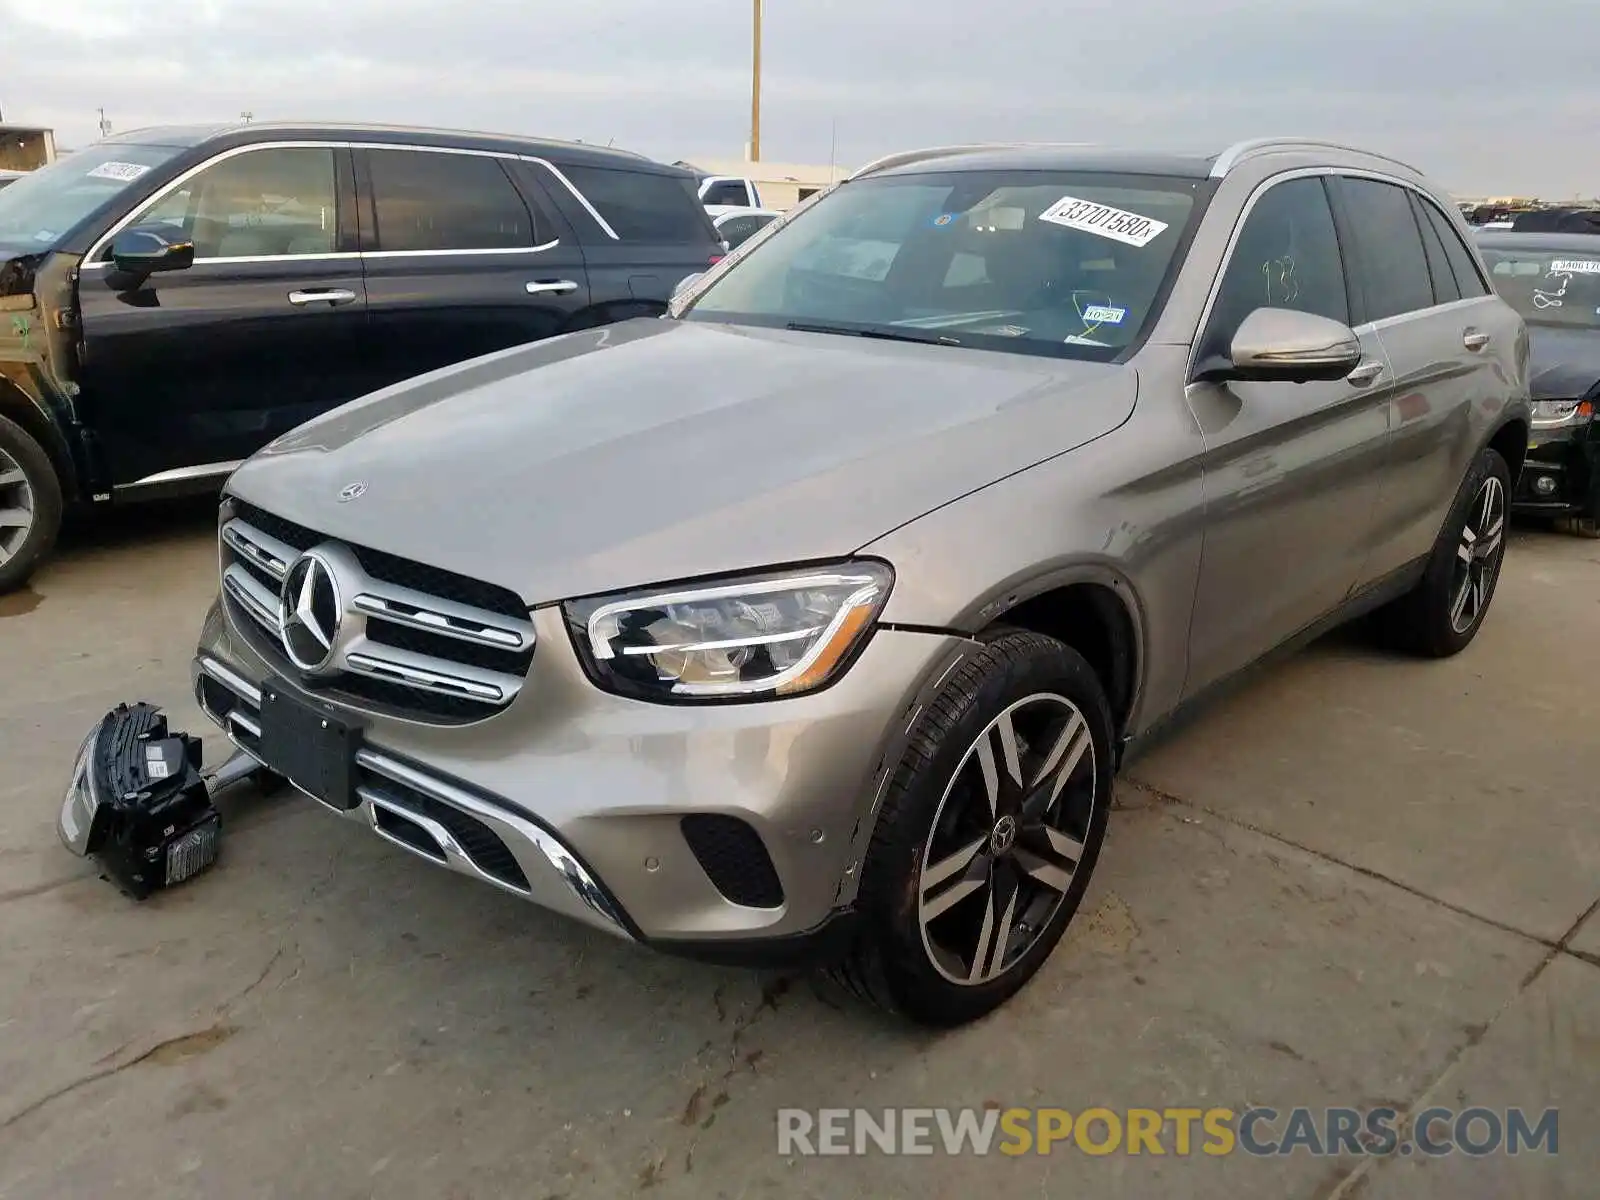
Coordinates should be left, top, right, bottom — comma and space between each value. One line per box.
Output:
688, 171, 765, 218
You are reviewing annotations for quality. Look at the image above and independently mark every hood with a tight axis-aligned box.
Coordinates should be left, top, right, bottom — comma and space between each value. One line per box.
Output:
1528, 325, 1600, 402
228, 319, 1136, 604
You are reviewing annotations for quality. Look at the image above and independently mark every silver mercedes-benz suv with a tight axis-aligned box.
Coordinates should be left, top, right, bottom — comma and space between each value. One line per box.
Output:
189, 138, 1529, 1025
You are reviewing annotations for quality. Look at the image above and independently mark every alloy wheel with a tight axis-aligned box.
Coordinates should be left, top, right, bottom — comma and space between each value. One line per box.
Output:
1450, 474, 1505, 634
0, 446, 35, 569
917, 692, 1098, 986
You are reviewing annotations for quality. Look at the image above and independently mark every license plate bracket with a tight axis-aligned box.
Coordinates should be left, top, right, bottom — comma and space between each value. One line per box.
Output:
258, 685, 361, 810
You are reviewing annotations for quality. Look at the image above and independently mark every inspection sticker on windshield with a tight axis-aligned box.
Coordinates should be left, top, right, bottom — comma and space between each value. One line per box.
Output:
1550, 259, 1600, 275
85, 161, 151, 183
1039, 196, 1169, 247
1081, 304, 1127, 325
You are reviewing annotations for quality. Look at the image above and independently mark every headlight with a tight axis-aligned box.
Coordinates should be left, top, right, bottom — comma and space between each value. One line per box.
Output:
1530, 399, 1590, 426
564, 561, 893, 702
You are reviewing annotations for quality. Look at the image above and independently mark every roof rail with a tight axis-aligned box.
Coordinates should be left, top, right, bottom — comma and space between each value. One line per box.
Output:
849, 142, 1098, 180
1209, 138, 1422, 179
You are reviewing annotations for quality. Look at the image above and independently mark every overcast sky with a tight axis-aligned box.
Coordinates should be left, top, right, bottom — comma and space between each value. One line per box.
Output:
3, 0, 1595, 197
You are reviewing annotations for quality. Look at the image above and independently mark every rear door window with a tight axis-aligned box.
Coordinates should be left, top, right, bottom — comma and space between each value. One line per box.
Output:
1411, 192, 1462, 304
1420, 202, 1491, 297
366, 149, 538, 252
562, 166, 713, 243
1334, 177, 1436, 321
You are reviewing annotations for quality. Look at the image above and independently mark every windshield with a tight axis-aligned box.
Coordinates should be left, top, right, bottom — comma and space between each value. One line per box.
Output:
0, 143, 184, 253
683, 170, 1205, 360
1481, 245, 1600, 330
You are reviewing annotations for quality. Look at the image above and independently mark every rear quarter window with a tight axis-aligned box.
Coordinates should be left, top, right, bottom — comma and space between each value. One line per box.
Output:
563, 166, 714, 244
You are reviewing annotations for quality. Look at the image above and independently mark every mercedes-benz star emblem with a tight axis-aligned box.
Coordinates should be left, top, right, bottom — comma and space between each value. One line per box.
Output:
989, 815, 1018, 856
337, 481, 367, 503
279, 551, 342, 672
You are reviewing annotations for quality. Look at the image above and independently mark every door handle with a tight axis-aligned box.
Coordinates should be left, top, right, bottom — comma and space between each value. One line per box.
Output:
525, 280, 579, 295
1463, 330, 1491, 351
288, 288, 357, 307
1346, 360, 1385, 387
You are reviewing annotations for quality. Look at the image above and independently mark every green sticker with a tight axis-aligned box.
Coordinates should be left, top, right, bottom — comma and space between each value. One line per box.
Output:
9, 314, 32, 351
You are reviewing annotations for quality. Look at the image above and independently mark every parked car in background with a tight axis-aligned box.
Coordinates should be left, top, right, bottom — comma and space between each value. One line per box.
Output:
171, 138, 1528, 1026
1477, 230, 1600, 534
681, 167, 764, 217
712, 207, 782, 250
0, 121, 723, 591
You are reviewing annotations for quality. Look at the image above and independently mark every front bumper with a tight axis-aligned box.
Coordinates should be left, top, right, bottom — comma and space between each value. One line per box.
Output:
1514, 418, 1598, 516
192, 599, 965, 955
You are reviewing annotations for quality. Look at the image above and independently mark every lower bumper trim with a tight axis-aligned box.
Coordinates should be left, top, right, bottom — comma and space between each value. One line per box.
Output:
645, 908, 861, 970
194, 655, 636, 940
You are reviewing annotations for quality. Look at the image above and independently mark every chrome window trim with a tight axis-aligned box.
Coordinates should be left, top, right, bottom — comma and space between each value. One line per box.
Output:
82, 138, 617, 269
361, 239, 561, 260
1187, 165, 1458, 380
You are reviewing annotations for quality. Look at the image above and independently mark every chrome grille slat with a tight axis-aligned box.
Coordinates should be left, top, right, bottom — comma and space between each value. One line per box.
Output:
352, 587, 533, 651
223, 563, 283, 635
218, 509, 533, 722
221, 519, 296, 581
345, 648, 513, 702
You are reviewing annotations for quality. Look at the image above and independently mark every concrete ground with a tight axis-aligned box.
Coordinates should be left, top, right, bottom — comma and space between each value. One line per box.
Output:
1, 503, 1595, 1199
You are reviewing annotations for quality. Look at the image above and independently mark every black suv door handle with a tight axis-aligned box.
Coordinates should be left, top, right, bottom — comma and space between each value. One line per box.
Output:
288, 288, 358, 307
525, 280, 579, 296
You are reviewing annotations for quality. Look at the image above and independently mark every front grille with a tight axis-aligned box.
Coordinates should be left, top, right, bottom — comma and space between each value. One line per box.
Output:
680, 815, 785, 909
219, 499, 536, 725
232, 501, 528, 619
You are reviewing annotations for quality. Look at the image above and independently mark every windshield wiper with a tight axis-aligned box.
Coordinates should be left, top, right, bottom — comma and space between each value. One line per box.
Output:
785, 320, 961, 347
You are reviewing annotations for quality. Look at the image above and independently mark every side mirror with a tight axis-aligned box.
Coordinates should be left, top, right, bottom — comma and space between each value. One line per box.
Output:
1207, 307, 1363, 384
110, 227, 195, 277
671, 272, 705, 301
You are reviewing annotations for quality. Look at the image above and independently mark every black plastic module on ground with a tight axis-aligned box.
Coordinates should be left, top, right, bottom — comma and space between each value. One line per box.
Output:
60, 703, 222, 899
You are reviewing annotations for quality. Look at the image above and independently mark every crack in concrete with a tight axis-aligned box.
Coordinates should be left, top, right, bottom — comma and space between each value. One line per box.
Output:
0, 944, 296, 1135
1122, 775, 1600, 1199
1122, 776, 1595, 959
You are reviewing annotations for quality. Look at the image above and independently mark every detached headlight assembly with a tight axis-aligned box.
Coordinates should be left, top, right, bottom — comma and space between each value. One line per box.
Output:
565, 562, 893, 702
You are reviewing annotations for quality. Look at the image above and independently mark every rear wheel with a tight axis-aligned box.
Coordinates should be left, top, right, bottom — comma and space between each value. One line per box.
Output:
1377, 447, 1510, 657
827, 629, 1114, 1026
0, 414, 63, 594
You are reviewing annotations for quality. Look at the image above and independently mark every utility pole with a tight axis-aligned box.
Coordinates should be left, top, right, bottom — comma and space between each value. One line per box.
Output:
750, 0, 762, 162
97, 107, 112, 138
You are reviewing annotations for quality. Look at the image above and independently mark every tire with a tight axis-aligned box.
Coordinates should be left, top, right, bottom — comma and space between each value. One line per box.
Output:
1553, 514, 1600, 539
826, 629, 1115, 1026
1376, 446, 1511, 658
0, 413, 63, 595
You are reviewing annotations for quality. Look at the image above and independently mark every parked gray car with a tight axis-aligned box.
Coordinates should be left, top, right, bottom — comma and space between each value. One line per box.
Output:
183, 138, 1529, 1025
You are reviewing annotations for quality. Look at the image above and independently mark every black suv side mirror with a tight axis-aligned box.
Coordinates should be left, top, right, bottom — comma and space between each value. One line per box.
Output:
110, 227, 196, 277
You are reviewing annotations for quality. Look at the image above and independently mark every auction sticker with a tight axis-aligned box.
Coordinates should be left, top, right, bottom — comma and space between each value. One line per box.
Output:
1040, 196, 1168, 247
86, 161, 151, 183
1081, 304, 1127, 325
1550, 259, 1600, 275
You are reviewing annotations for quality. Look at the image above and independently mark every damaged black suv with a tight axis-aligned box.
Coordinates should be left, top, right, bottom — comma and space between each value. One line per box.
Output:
0, 122, 722, 591
1476, 231, 1600, 533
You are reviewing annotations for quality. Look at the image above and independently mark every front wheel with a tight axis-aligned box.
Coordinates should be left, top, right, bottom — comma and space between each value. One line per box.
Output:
1377, 447, 1511, 657
827, 629, 1114, 1026
0, 414, 64, 595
